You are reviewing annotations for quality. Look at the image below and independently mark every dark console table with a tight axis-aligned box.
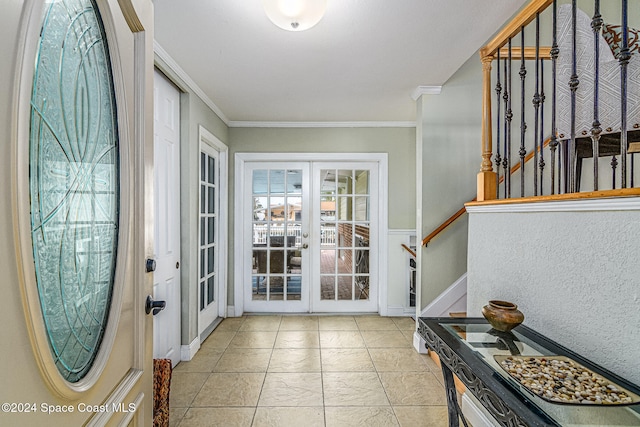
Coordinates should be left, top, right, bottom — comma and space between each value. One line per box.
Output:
418, 317, 640, 427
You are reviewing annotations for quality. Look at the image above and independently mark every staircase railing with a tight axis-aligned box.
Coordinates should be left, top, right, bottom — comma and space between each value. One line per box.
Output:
476, 0, 639, 202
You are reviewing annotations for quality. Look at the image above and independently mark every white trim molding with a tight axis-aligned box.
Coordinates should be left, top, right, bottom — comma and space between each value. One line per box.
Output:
466, 197, 640, 214
153, 41, 229, 125
180, 336, 201, 362
228, 121, 416, 128
411, 85, 442, 101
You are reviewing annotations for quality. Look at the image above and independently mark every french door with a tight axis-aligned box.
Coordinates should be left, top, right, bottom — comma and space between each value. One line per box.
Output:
199, 145, 220, 333
244, 162, 311, 312
242, 159, 379, 313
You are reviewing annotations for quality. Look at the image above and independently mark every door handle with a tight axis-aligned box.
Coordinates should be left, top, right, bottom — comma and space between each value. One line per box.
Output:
302, 243, 309, 249
145, 295, 166, 315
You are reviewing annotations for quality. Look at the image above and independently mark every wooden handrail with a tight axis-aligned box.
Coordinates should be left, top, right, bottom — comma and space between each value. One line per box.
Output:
400, 244, 416, 258
480, 0, 553, 58
421, 204, 472, 247
421, 138, 551, 248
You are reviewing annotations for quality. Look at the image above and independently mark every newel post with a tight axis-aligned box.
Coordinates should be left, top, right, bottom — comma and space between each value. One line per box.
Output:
478, 54, 497, 201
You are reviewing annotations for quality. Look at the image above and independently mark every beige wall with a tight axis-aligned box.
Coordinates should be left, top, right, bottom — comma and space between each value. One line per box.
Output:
228, 126, 417, 310
419, 53, 482, 308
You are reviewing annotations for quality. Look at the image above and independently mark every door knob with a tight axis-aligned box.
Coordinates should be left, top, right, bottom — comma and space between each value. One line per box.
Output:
145, 295, 166, 315
146, 258, 156, 273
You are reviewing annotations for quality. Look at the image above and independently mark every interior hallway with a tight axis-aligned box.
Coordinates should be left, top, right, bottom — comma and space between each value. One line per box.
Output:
169, 315, 449, 426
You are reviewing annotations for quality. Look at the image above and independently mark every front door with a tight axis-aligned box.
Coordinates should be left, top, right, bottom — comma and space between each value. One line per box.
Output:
153, 70, 181, 366
3, 0, 154, 425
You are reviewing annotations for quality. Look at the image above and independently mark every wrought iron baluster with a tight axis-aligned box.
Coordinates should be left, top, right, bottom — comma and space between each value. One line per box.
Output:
532, 14, 541, 196
520, 28, 527, 197
569, 0, 579, 192
619, 0, 630, 188
507, 39, 514, 198
612, 156, 618, 188
539, 57, 546, 195
550, 0, 559, 195
495, 50, 502, 199
503, 57, 510, 198
591, 0, 603, 191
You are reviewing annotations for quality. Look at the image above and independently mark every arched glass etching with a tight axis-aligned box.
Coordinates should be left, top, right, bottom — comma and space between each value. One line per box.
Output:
29, 0, 120, 383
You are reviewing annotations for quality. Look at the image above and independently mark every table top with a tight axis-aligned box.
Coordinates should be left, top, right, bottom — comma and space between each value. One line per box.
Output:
418, 317, 640, 427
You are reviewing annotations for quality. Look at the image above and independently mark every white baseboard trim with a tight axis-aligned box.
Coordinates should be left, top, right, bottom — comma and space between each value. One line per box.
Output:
421, 273, 467, 317
461, 392, 500, 427
413, 331, 428, 354
227, 305, 238, 317
180, 336, 201, 362
386, 305, 414, 317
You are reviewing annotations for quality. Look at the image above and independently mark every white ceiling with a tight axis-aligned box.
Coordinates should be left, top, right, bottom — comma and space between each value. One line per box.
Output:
153, 0, 528, 124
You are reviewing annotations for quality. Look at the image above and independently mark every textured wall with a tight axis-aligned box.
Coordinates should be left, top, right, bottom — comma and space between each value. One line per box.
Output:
467, 203, 640, 385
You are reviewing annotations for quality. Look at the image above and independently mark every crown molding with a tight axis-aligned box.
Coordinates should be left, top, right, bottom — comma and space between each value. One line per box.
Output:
153, 41, 230, 125
411, 85, 442, 101
228, 121, 416, 128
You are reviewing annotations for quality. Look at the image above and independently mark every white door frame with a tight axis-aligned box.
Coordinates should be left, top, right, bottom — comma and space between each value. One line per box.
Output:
234, 152, 388, 316
198, 125, 228, 332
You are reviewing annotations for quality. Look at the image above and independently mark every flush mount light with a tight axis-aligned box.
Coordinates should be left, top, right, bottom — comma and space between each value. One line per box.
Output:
262, 0, 327, 31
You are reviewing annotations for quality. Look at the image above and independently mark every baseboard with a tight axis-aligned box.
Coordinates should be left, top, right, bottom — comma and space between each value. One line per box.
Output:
421, 273, 467, 317
413, 331, 428, 354
227, 305, 238, 317
180, 336, 201, 362
462, 392, 500, 427
386, 305, 414, 317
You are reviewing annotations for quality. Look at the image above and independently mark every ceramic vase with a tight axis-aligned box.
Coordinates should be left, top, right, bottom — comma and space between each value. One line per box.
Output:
482, 300, 524, 332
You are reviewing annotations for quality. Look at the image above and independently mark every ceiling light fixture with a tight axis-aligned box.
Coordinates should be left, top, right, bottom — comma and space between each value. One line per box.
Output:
262, 0, 327, 32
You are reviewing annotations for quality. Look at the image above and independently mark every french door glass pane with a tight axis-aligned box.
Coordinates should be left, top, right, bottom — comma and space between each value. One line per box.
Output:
320, 169, 370, 302
252, 168, 303, 301
199, 151, 217, 311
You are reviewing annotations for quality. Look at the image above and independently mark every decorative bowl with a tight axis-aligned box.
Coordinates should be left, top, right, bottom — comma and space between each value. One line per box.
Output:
482, 300, 524, 332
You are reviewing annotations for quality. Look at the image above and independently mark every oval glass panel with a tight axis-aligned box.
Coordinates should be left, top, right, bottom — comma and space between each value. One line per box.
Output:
29, 0, 119, 383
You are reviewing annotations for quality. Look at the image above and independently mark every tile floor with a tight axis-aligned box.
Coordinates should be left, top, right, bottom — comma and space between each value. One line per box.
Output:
169, 315, 449, 427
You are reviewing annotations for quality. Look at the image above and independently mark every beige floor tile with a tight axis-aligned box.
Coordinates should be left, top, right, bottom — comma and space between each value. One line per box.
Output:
178, 407, 255, 427
400, 329, 417, 345
169, 406, 187, 427
240, 315, 282, 331
320, 348, 375, 372
279, 316, 319, 331
173, 348, 225, 373
213, 348, 272, 372
355, 316, 399, 331
228, 331, 278, 349
393, 405, 449, 427
268, 348, 321, 372
319, 330, 365, 348
274, 330, 319, 348
169, 372, 208, 408
361, 330, 412, 348
391, 317, 416, 332
379, 372, 446, 406
201, 331, 236, 349
323, 372, 389, 406
423, 353, 446, 385
258, 373, 323, 407
214, 317, 246, 332
252, 407, 324, 427
191, 372, 265, 407
325, 406, 399, 427
368, 348, 429, 372
318, 316, 358, 330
